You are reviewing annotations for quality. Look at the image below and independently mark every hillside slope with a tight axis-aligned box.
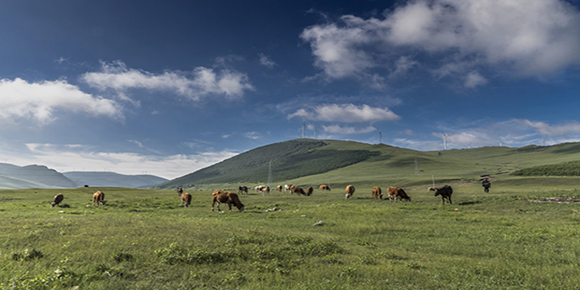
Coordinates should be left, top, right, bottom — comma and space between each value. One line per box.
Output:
152, 139, 386, 189
63, 172, 168, 188
0, 164, 77, 189
152, 139, 580, 190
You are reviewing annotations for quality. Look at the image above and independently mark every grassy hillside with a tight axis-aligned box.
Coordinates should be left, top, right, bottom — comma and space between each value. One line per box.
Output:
153, 139, 382, 189
154, 139, 580, 191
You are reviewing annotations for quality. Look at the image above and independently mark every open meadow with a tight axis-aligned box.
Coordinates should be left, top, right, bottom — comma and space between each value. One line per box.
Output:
2, 181, 580, 289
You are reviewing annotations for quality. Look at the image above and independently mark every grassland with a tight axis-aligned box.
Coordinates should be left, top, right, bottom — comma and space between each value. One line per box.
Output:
2, 182, 580, 289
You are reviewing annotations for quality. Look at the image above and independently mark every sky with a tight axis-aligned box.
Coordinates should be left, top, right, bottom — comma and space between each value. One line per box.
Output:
1, 0, 580, 179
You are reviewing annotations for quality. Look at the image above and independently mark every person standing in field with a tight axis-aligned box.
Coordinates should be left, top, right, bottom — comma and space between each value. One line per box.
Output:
481, 177, 491, 193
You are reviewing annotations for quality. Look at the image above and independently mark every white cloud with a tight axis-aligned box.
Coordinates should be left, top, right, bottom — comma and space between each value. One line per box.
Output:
515, 119, 580, 137
14, 143, 238, 179
0, 78, 122, 125
81, 60, 254, 102
243, 131, 262, 140
464, 71, 488, 88
287, 103, 400, 122
258, 53, 277, 68
301, 0, 580, 84
323, 124, 376, 134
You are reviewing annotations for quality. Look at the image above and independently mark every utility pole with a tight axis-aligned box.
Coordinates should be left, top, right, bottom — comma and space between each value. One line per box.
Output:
302, 123, 305, 139
414, 158, 419, 175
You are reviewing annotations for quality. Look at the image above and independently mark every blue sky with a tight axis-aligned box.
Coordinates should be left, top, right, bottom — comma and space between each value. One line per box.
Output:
1, 0, 580, 179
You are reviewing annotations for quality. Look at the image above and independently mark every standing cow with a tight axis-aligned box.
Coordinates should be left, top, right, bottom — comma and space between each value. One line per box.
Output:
289, 185, 306, 196
387, 187, 411, 202
319, 185, 331, 191
181, 192, 192, 207
211, 191, 245, 212
429, 185, 453, 205
92, 191, 106, 206
372, 187, 382, 199
51, 193, 64, 207
345, 185, 355, 199
238, 186, 248, 195
176, 187, 183, 197
306, 186, 313, 196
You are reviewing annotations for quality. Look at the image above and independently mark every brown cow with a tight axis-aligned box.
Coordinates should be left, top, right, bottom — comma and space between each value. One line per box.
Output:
345, 185, 355, 199
211, 191, 245, 212
319, 184, 331, 191
92, 191, 106, 206
277, 185, 282, 192
262, 186, 270, 196
387, 187, 411, 202
181, 192, 192, 207
306, 186, 313, 196
51, 193, 64, 207
284, 184, 293, 194
290, 185, 306, 196
372, 186, 382, 199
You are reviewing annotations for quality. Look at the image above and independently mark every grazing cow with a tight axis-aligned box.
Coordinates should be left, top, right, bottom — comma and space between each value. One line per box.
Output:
345, 185, 355, 199
177, 187, 183, 197
262, 186, 270, 196
92, 191, 106, 206
51, 193, 64, 207
319, 184, 331, 191
181, 192, 192, 207
238, 186, 248, 195
372, 187, 382, 199
284, 184, 293, 194
306, 186, 313, 196
211, 191, 245, 212
276, 185, 282, 192
429, 185, 453, 205
290, 185, 306, 196
387, 187, 411, 202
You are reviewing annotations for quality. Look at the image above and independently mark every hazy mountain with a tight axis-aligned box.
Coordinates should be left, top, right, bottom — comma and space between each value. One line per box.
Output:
63, 172, 168, 188
0, 163, 167, 189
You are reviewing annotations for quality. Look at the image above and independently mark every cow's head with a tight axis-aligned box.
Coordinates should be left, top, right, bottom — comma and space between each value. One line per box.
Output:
238, 204, 245, 212
345, 193, 352, 199
101, 200, 107, 205
51, 202, 56, 207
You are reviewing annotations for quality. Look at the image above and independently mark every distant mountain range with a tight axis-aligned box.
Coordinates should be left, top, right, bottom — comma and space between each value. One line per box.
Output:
0, 163, 168, 189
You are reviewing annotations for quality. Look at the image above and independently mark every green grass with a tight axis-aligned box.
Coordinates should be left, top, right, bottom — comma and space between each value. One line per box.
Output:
2, 183, 580, 289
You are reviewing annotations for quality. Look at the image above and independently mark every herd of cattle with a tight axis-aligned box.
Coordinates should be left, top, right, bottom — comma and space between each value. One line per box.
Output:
49, 184, 455, 210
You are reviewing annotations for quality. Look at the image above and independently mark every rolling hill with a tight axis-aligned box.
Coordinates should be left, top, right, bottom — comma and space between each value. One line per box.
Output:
62, 172, 168, 188
0, 163, 168, 189
152, 139, 580, 190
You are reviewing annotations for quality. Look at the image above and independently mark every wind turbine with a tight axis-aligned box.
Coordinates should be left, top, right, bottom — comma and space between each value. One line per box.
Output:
443, 133, 448, 150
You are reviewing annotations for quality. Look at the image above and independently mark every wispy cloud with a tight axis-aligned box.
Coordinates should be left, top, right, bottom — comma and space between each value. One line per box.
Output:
392, 118, 580, 151
81, 60, 254, 102
0, 78, 122, 125
301, 0, 580, 86
258, 53, 277, 68
288, 103, 400, 123
322, 124, 376, 134
243, 131, 262, 140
